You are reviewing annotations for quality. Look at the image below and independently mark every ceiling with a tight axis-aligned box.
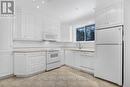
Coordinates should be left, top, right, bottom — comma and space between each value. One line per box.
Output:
16, 0, 96, 23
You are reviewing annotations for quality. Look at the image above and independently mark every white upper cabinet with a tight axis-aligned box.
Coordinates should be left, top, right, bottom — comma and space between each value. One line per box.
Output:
96, 0, 123, 11
60, 24, 73, 42
21, 14, 42, 41
0, 17, 13, 50
14, 9, 43, 41
96, 0, 124, 29
14, 8, 61, 41
13, 8, 22, 40
42, 17, 61, 41
21, 14, 34, 40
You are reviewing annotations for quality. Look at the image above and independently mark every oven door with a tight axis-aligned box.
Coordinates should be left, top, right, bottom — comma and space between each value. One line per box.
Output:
47, 52, 60, 63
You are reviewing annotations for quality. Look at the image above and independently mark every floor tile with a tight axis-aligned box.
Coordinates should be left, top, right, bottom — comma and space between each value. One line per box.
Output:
0, 66, 120, 87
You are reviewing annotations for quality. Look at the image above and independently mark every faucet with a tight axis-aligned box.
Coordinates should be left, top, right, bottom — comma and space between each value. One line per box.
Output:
77, 43, 82, 49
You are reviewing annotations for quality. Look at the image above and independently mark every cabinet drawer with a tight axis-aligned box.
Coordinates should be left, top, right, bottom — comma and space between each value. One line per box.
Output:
80, 52, 95, 57
31, 57, 44, 65
25, 52, 45, 57
31, 64, 44, 73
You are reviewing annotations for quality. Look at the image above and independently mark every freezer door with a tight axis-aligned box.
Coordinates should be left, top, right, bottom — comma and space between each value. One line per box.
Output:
95, 45, 122, 85
96, 26, 122, 44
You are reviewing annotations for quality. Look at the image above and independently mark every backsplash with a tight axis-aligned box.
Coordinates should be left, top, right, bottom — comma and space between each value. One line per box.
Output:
13, 41, 76, 48
13, 41, 63, 48
13, 41, 95, 50
78, 42, 95, 49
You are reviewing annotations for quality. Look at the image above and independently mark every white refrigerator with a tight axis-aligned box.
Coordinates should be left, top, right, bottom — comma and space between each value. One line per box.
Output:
95, 26, 123, 86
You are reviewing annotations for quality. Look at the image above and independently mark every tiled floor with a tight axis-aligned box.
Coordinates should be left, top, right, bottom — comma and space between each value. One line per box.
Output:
0, 66, 120, 87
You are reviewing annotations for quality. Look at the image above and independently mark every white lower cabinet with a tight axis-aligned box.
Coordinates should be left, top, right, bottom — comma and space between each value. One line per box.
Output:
0, 51, 13, 78
72, 51, 80, 68
65, 50, 95, 73
80, 52, 95, 73
14, 52, 46, 77
59, 50, 65, 65
65, 50, 73, 66
65, 50, 80, 68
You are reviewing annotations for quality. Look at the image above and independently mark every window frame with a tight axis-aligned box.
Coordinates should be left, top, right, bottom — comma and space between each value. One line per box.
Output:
76, 24, 95, 42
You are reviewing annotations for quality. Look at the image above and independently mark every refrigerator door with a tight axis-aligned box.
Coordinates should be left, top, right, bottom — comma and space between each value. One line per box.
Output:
95, 45, 122, 85
96, 26, 122, 44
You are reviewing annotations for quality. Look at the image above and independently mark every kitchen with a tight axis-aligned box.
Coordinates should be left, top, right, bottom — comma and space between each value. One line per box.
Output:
0, 0, 130, 87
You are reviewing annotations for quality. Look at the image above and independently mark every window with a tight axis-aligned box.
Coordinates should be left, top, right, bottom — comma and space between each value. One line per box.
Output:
76, 27, 85, 41
85, 24, 95, 41
76, 24, 95, 42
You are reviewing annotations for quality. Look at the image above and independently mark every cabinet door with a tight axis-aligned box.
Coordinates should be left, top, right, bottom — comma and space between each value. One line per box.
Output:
42, 17, 60, 41
0, 18, 13, 50
65, 50, 80, 68
14, 9, 42, 41
33, 15, 42, 41
21, 15, 34, 40
74, 52, 80, 68
60, 24, 72, 42
96, 0, 123, 29
65, 50, 70, 66
0, 52, 13, 77
13, 8, 22, 40
80, 52, 95, 73
65, 51, 74, 66
96, 0, 123, 11
14, 53, 26, 75
27, 52, 46, 74
59, 50, 65, 65
96, 3, 123, 29
70, 51, 80, 68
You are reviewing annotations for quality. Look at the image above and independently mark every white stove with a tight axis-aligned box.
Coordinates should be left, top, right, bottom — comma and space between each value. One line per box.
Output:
46, 49, 61, 71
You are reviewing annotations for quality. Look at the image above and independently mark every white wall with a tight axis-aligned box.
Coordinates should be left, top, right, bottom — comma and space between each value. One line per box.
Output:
124, 0, 130, 87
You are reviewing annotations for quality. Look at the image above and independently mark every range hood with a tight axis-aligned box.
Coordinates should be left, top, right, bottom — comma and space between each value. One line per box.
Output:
42, 33, 58, 42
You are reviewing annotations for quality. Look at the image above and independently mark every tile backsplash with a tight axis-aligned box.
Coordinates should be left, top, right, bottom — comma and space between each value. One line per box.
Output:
13, 41, 95, 50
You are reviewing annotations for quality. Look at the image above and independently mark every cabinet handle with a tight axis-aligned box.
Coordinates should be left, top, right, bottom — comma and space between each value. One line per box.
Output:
81, 54, 94, 57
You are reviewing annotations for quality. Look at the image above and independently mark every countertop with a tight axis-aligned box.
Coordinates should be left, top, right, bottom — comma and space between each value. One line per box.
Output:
13, 47, 62, 53
13, 48, 47, 53
13, 47, 95, 53
64, 48, 95, 52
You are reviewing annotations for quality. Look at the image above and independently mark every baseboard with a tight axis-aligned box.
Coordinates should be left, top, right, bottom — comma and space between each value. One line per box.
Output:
95, 76, 122, 87
0, 74, 14, 80
15, 70, 46, 78
64, 64, 94, 75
